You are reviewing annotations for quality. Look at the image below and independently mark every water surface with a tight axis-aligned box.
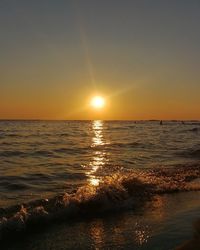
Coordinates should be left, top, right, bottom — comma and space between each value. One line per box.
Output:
0, 120, 200, 249
0, 120, 199, 207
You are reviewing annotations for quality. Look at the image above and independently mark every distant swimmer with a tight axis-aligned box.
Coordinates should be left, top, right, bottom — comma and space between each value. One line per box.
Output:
160, 120, 163, 125
181, 121, 185, 125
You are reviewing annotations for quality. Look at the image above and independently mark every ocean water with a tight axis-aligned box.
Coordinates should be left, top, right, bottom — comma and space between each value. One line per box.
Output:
0, 120, 200, 207
0, 120, 200, 249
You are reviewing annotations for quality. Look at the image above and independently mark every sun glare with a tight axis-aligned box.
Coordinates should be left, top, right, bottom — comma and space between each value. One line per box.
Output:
90, 96, 105, 109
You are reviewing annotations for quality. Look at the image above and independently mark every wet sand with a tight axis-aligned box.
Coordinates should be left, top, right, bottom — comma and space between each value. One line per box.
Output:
176, 219, 200, 250
1, 189, 200, 250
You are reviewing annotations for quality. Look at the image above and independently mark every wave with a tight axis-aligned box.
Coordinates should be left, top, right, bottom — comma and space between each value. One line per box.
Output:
31, 150, 54, 157
0, 164, 200, 241
90, 141, 144, 150
185, 122, 200, 126
178, 147, 200, 159
0, 150, 26, 157
0, 141, 149, 159
189, 127, 199, 132
54, 147, 87, 154
0, 150, 54, 158
180, 127, 200, 133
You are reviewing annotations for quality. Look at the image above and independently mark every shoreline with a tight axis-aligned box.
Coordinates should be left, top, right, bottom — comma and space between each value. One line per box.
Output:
1, 166, 200, 248
1, 191, 200, 250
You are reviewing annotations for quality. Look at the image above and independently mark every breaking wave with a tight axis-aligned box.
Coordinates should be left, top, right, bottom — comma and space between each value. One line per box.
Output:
0, 164, 200, 242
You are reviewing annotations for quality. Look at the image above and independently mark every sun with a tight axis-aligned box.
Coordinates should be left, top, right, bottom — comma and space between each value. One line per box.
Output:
90, 96, 105, 109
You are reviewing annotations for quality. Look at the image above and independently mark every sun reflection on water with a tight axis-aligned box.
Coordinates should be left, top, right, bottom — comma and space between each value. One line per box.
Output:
91, 120, 104, 147
87, 120, 107, 186
89, 220, 104, 248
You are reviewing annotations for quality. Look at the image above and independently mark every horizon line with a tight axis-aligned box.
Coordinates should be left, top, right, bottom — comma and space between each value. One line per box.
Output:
0, 119, 199, 122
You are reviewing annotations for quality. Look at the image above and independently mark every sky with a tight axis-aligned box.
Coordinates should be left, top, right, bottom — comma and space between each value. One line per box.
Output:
0, 0, 200, 120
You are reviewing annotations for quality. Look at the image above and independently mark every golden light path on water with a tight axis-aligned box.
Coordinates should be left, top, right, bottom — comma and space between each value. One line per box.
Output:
87, 120, 107, 186
87, 121, 151, 246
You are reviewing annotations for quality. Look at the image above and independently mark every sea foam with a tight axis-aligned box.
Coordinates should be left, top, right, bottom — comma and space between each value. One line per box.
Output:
0, 164, 200, 242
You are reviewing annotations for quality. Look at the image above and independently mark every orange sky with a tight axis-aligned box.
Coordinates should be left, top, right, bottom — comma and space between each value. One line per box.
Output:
1, 1, 200, 120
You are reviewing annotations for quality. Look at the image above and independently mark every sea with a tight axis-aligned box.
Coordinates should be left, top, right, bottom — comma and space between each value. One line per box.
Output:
0, 120, 200, 249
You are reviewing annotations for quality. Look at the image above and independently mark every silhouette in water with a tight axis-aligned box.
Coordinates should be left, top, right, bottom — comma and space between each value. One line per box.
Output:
160, 120, 163, 125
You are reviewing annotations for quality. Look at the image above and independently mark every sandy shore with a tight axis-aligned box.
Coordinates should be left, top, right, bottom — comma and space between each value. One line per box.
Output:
1, 190, 200, 250
176, 219, 200, 250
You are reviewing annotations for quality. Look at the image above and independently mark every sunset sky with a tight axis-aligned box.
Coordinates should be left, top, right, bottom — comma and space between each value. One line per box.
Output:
0, 0, 200, 120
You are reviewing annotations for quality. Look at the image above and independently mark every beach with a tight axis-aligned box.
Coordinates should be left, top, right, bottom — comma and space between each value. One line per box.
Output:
0, 120, 200, 249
